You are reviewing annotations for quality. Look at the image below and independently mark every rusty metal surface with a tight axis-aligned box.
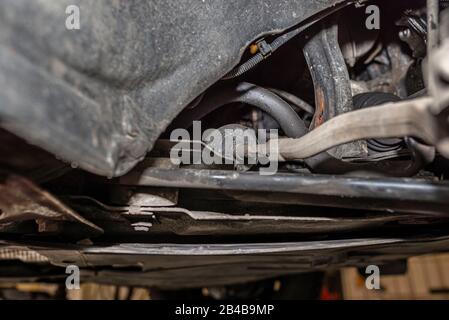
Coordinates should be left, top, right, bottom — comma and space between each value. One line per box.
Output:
303, 18, 366, 158
0, 175, 102, 234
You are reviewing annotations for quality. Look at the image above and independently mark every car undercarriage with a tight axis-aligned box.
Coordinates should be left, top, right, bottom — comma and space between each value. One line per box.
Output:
1, 0, 449, 296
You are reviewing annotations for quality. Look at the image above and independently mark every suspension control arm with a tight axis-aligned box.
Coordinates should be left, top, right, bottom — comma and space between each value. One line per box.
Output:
253, 97, 441, 161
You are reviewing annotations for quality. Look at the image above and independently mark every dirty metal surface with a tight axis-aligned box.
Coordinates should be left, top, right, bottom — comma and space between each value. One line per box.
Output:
0, 175, 102, 234
0, 0, 355, 177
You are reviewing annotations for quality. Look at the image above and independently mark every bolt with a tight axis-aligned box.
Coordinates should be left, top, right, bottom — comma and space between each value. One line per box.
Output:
399, 29, 411, 40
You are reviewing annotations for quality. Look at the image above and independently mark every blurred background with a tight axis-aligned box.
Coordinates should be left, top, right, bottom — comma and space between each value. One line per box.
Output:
1, 253, 448, 300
